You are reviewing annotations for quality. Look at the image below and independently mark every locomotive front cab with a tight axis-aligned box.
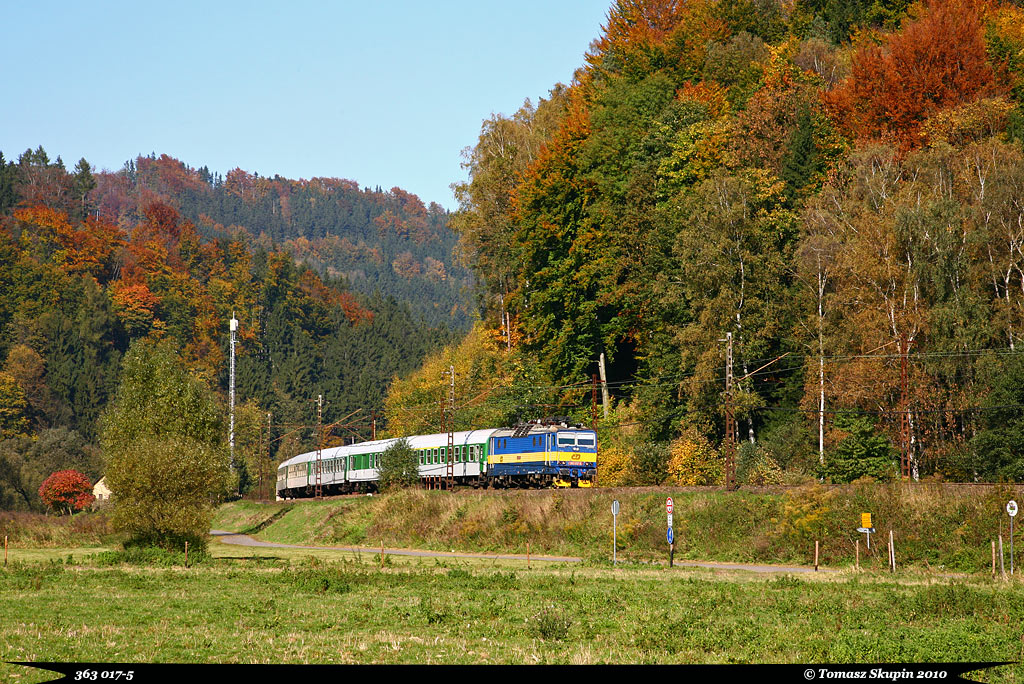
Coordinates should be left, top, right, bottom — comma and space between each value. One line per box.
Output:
553, 429, 597, 488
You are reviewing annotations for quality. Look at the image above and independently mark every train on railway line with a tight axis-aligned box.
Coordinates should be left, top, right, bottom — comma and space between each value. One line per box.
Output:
276, 419, 597, 499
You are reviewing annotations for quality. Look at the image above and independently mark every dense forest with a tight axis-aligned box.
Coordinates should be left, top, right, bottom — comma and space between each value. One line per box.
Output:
6, 0, 1024, 507
390, 0, 1024, 485
102, 154, 472, 329
0, 148, 458, 509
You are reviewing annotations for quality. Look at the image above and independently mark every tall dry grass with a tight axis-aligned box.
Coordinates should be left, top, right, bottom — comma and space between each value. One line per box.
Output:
0, 510, 114, 547
229, 482, 1024, 572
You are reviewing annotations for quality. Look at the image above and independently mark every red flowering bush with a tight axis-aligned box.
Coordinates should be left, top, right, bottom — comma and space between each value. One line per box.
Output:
38, 470, 95, 515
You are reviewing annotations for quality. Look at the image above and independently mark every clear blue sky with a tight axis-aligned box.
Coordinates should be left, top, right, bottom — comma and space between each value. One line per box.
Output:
1, 1, 611, 209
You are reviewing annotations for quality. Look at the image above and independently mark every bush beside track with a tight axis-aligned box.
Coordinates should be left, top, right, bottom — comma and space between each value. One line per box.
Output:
213, 481, 1024, 572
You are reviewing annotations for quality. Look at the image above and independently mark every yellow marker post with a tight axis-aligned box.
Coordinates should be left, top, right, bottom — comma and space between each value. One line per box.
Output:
858, 513, 875, 550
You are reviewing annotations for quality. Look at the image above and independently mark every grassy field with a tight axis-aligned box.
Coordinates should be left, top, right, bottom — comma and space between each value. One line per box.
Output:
3, 484, 1024, 677
2, 545, 1024, 678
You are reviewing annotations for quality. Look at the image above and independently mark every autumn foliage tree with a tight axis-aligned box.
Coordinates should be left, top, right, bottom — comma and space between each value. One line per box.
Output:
38, 469, 94, 515
827, 0, 999, 152
666, 430, 722, 486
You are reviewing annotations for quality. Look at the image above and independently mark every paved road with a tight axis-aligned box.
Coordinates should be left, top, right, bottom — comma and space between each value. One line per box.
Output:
210, 530, 832, 572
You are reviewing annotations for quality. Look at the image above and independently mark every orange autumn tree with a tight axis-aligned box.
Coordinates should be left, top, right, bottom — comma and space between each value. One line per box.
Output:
10, 206, 125, 281
827, 0, 1000, 153
584, 0, 726, 84
110, 280, 160, 338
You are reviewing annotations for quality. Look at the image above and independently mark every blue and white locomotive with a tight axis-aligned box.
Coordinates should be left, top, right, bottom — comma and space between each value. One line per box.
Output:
276, 420, 597, 499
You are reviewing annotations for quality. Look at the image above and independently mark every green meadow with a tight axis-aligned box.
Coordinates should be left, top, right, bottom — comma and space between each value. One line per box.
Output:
2, 485, 1024, 678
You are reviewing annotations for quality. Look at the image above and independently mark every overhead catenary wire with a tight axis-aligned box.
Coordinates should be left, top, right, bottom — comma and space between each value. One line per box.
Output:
258, 344, 1024, 450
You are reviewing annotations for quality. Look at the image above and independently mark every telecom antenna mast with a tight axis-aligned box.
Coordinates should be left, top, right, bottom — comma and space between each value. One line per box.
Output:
315, 395, 324, 499
229, 315, 238, 473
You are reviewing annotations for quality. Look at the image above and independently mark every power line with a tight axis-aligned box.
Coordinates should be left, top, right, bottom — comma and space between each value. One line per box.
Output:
753, 404, 1024, 416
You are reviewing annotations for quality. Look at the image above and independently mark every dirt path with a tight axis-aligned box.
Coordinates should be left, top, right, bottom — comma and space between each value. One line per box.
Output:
210, 530, 582, 563
210, 530, 832, 572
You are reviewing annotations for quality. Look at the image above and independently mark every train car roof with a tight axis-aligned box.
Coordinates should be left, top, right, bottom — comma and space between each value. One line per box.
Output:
279, 428, 502, 468
490, 423, 595, 439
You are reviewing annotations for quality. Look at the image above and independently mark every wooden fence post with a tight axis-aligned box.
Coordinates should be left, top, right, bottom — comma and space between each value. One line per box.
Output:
889, 530, 895, 573
855, 539, 859, 572
814, 540, 819, 572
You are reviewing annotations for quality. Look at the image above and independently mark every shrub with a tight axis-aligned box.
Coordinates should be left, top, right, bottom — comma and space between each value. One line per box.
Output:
378, 437, 419, 491
746, 453, 784, 486
101, 340, 230, 552
530, 606, 572, 641
776, 483, 837, 545
596, 445, 630, 486
667, 430, 722, 485
822, 415, 898, 483
627, 442, 671, 485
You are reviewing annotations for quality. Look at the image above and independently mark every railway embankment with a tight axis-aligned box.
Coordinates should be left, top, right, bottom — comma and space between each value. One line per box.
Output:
213, 481, 1024, 573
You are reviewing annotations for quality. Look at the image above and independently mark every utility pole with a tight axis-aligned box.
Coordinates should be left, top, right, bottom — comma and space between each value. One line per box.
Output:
266, 412, 272, 500
899, 333, 912, 480
371, 411, 377, 441
229, 315, 237, 475
598, 353, 610, 420
723, 332, 737, 490
444, 366, 455, 489
257, 409, 264, 501
592, 374, 599, 428
314, 395, 323, 499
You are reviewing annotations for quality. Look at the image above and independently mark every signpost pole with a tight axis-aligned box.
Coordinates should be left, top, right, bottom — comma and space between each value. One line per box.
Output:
1008, 501, 1018, 576
857, 513, 875, 552
612, 500, 619, 566
666, 497, 674, 569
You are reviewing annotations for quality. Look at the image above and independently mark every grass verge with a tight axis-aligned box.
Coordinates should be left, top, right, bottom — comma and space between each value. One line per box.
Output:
217, 482, 1024, 573
1, 552, 1022, 677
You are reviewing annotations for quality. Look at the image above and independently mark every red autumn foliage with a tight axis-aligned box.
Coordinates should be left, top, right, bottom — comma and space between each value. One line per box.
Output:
826, 0, 1000, 152
297, 270, 373, 325
143, 201, 183, 241
136, 154, 206, 196
38, 469, 95, 515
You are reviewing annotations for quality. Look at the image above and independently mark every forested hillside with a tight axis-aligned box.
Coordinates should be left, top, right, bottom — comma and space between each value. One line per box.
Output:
394, 0, 1024, 484
100, 155, 472, 329
0, 149, 456, 510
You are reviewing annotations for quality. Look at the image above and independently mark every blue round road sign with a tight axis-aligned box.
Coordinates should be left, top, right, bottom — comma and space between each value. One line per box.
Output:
667, 527, 674, 544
